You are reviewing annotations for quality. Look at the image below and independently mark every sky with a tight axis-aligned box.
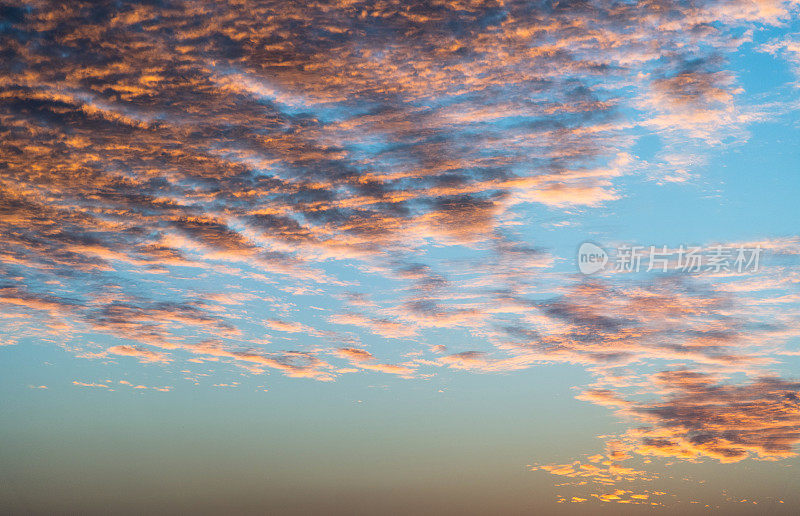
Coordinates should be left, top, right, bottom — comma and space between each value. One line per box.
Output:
1, 0, 800, 514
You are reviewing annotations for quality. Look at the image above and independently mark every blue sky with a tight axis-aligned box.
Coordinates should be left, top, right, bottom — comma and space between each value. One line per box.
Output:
1, 0, 800, 513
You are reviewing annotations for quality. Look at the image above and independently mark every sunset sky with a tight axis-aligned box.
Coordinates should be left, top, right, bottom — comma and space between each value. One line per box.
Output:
1, 0, 800, 513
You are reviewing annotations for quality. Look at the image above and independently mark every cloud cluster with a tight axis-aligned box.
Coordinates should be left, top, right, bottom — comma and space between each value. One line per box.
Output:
1, 1, 800, 505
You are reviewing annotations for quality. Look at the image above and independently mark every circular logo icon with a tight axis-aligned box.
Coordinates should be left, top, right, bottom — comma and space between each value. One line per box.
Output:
577, 242, 608, 275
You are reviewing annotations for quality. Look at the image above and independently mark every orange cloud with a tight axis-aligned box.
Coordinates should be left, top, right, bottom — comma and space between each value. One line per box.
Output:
106, 345, 171, 364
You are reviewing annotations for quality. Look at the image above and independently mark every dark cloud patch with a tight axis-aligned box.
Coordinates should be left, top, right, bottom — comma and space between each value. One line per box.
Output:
651, 54, 735, 107
632, 371, 800, 461
171, 216, 253, 252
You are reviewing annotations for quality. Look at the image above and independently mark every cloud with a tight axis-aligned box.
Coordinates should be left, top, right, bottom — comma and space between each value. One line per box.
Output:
1, 2, 799, 506
72, 381, 110, 389
334, 347, 375, 363
329, 313, 417, 338
627, 371, 800, 462
334, 347, 416, 376
760, 36, 800, 82
264, 319, 318, 334
105, 345, 171, 364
